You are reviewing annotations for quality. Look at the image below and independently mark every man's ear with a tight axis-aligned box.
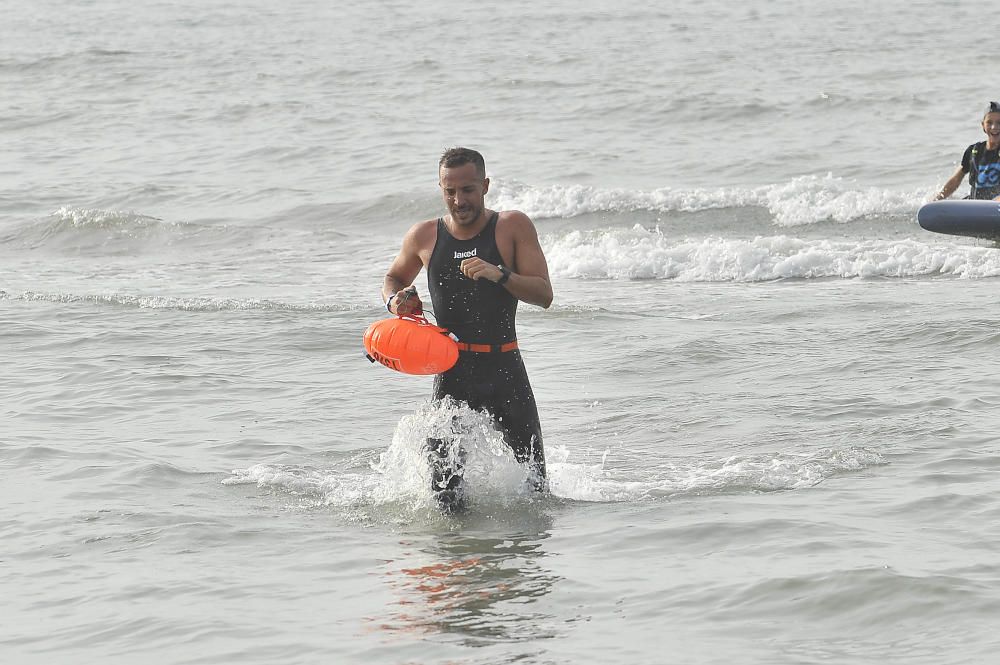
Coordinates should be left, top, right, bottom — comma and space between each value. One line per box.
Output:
483, 177, 490, 194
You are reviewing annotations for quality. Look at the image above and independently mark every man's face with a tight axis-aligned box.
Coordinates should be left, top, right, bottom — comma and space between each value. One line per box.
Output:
983, 112, 1000, 141
439, 162, 489, 226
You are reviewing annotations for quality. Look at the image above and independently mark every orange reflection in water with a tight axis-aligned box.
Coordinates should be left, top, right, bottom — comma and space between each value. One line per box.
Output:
365, 529, 558, 644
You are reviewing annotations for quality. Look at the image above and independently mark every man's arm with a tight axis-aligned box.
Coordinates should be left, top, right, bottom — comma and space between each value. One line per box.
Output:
460, 212, 553, 308
382, 222, 431, 315
935, 166, 967, 201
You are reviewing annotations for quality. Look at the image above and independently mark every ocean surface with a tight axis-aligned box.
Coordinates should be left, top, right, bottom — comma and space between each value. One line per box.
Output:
4, 1, 1000, 663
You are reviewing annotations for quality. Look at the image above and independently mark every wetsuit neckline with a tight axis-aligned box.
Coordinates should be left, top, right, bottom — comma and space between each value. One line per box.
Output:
438, 211, 498, 242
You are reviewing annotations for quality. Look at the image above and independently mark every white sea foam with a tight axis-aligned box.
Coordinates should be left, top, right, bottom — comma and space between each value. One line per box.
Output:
0, 290, 363, 312
490, 174, 929, 226
47, 206, 165, 229
545, 227, 1000, 281
546, 445, 887, 502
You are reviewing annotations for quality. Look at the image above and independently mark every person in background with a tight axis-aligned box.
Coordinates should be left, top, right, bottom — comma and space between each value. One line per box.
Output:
935, 102, 1000, 201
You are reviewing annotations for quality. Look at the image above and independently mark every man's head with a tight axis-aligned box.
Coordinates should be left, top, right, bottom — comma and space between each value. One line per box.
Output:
439, 147, 486, 178
984, 102, 1000, 142
439, 147, 489, 227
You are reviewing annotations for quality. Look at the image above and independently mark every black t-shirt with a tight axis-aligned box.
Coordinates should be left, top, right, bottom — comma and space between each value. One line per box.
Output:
961, 141, 1000, 199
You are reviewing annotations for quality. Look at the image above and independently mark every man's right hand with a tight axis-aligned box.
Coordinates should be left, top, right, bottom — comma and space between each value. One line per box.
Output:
387, 286, 423, 316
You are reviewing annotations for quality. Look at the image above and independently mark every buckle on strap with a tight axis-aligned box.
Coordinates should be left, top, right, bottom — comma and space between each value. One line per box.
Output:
455, 340, 519, 353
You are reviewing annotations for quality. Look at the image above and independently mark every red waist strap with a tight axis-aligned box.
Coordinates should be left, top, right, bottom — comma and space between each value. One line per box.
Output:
455, 340, 519, 353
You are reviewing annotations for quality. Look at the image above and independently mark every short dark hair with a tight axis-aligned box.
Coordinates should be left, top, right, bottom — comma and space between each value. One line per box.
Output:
986, 101, 1000, 118
439, 147, 486, 178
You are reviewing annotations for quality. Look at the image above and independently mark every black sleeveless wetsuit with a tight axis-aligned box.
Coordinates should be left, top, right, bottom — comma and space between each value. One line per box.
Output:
962, 141, 1000, 199
426, 213, 545, 478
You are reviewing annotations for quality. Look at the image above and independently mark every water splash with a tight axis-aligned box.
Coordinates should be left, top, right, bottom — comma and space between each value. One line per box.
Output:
226, 420, 886, 511
225, 399, 542, 516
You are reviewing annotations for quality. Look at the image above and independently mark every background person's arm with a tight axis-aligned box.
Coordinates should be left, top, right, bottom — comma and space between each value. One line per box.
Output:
935, 166, 967, 200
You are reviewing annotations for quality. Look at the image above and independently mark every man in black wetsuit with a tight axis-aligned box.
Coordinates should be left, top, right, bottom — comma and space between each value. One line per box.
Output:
935, 102, 1000, 201
382, 147, 553, 509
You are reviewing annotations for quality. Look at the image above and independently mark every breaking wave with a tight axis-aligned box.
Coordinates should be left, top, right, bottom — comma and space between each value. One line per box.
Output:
545, 227, 1000, 281
491, 174, 929, 226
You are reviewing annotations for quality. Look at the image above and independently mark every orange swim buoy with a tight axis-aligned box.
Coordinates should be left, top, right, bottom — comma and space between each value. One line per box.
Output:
363, 315, 459, 375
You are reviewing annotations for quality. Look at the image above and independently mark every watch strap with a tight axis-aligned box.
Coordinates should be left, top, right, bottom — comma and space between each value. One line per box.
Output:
496, 265, 511, 285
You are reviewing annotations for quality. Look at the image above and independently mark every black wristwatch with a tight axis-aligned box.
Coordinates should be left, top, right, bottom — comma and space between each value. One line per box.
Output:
496, 265, 511, 285
385, 292, 396, 312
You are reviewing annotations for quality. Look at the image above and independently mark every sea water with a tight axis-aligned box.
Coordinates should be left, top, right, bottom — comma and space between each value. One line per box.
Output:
4, 1, 1000, 663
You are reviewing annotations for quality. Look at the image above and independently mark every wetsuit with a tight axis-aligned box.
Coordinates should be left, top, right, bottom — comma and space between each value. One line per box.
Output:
961, 142, 1000, 199
426, 212, 545, 489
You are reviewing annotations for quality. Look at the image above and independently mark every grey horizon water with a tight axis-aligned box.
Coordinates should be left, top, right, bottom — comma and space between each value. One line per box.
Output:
4, 0, 1000, 663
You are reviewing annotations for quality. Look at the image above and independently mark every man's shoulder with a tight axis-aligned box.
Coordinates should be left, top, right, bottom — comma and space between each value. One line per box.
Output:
496, 209, 536, 234
498, 209, 532, 222
399, 218, 439, 254
406, 217, 439, 239
413, 217, 440, 231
